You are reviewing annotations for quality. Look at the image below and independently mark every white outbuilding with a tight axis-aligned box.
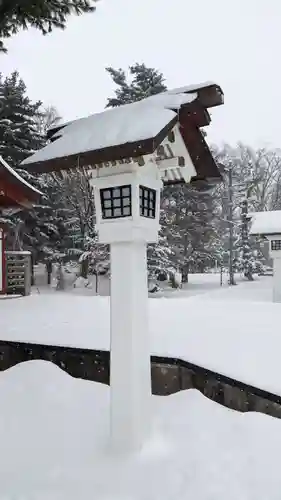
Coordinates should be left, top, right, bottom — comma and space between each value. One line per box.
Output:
250, 210, 281, 303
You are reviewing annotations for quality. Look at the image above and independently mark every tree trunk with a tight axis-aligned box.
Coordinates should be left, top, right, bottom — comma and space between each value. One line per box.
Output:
244, 270, 254, 281
80, 258, 89, 279
241, 198, 254, 281
228, 167, 236, 285
182, 263, 189, 283
95, 271, 99, 294
31, 253, 35, 286
56, 263, 65, 290
46, 261, 53, 285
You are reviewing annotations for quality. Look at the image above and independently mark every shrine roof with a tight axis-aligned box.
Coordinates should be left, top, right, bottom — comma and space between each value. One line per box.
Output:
0, 156, 42, 209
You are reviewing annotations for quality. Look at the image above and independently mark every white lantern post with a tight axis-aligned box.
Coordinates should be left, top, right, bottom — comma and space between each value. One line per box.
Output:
91, 164, 161, 451
90, 124, 197, 452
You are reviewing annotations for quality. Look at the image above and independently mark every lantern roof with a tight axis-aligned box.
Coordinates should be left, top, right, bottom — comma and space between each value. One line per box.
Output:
21, 81, 224, 185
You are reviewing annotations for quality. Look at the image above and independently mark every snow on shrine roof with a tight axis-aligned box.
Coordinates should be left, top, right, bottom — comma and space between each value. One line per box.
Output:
21, 92, 196, 171
250, 211, 281, 236
0, 156, 42, 196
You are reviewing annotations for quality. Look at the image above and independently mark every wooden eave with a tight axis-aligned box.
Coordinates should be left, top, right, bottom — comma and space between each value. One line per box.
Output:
250, 231, 281, 237
179, 113, 221, 183
22, 115, 179, 174
185, 83, 224, 109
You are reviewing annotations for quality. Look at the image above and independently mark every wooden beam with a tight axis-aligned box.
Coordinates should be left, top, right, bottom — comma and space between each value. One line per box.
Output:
179, 120, 221, 182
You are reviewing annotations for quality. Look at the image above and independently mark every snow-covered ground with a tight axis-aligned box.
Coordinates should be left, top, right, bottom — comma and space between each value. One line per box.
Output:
1, 275, 281, 498
32, 263, 231, 297
1, 359, 281, 500
1, 275, 280, 396
33, 264, 273, 300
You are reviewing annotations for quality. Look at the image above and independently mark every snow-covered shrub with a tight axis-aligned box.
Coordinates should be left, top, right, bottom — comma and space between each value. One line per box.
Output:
55, 262, 65, 291
156, 270, 169, 282
77, 236, 109, 279
73, 276, 92, 289
148, 282, 160, 293
169, 270, 182, 289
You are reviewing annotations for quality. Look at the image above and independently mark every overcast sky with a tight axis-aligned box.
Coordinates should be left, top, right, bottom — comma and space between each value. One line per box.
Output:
1, 0, 280, 148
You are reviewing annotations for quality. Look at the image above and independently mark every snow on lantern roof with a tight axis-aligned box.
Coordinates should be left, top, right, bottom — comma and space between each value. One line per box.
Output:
21, 93, 195, 171
250, 211, 281, 236
163, 81, 223, 107
0, 156, 42, 209
21, 81, 224, 183
46, 82, 223, 143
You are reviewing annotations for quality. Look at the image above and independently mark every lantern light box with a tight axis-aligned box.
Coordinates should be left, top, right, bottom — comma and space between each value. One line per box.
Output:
100, 185, 157, 221
100, 185, 132, 219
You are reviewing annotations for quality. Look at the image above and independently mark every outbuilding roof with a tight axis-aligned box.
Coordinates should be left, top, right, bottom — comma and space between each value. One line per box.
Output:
250, 211, 281, 236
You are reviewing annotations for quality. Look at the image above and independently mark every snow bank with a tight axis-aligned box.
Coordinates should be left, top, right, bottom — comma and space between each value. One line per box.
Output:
0, 360, 280, 499
1, 283, 281, 397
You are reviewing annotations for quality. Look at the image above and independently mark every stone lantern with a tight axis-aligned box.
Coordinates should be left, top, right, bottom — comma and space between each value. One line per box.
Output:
87, 121, 198, 450
21, 81, 224, 451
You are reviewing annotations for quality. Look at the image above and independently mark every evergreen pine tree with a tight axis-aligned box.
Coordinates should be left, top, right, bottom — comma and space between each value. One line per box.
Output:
106, 63, 167, 107
236, 198, 255, 280
0, 71, 43, 168
0, 0, 97, 52
216, 144, 262, 281
162, 184, 221, 278
0, 71, 71, 264
56, 167, 110, 279
0, 70, 44, 248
